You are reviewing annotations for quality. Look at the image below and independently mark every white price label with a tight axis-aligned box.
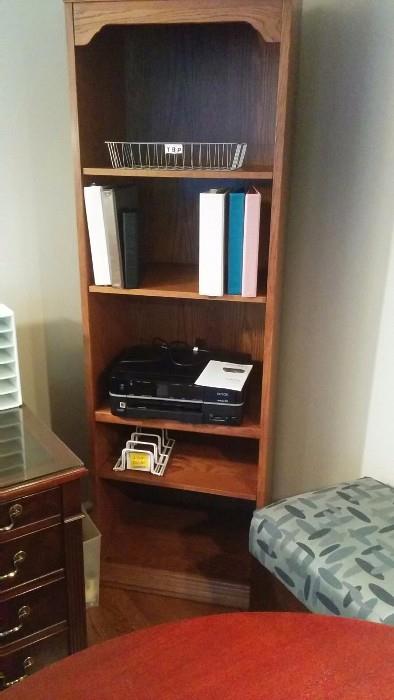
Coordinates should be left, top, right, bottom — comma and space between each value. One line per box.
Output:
165, 143, 183, 155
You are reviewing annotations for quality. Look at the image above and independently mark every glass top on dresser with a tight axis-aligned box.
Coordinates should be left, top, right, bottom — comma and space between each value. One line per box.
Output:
0, 405, 83, 489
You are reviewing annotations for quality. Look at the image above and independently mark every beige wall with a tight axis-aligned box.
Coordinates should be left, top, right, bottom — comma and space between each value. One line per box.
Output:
1, 1, 50, 421
0, 0, 392, 491
0, 0, 87, 461
273, 0, 394, 497
361, 226, 394, 486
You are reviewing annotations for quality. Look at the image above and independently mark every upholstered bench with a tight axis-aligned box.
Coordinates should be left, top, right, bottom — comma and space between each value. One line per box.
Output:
249, 477, 394, 624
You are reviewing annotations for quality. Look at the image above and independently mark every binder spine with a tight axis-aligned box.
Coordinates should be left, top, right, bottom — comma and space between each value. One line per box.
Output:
122, 211, 139, 288
199, 191, 227, 296
227, 192, 245, 295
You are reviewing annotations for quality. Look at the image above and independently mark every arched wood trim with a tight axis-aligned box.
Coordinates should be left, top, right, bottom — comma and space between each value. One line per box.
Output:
72, 0, 282, 46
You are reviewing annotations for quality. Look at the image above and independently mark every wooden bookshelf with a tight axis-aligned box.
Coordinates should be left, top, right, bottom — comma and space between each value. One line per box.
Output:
89, 263, 267, 303
83, 166, 274, 180
65, 0, 300, 607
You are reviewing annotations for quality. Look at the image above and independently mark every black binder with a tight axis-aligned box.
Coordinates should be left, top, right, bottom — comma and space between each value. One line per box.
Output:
122, 210, 139, 288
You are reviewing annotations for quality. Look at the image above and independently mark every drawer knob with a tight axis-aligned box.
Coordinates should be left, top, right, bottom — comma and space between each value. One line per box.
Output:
0, 550, 26, 582
0, 503, 23, 532
0, 604, 31, 639
0, 656, 34, 688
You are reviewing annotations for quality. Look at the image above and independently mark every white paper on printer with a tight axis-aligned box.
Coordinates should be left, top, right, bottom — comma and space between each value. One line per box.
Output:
194, 361, 252, 391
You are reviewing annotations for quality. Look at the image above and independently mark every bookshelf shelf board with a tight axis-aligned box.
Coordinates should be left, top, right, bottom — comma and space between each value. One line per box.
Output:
89, 264, 267, 303
95, 405, 261, 440
82, 166, 274, 181
98, 439, 258, 501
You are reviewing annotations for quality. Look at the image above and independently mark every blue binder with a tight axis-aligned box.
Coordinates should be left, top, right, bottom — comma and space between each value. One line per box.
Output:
227, 191, 245, 294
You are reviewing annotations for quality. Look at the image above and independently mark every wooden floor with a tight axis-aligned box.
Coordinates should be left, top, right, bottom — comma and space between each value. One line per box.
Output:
87, 584, 238, 647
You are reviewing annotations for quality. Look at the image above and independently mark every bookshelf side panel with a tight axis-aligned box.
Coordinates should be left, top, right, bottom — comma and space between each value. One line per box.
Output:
65, 4, 101, 486
257, 0, 301, 507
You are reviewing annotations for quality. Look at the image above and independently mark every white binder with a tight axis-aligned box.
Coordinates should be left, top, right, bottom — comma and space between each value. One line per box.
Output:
199, 189, 228, 296
83, 185, 111, 286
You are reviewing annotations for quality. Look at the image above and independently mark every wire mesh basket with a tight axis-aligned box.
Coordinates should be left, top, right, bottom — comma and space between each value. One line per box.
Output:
106, 141, 247, 171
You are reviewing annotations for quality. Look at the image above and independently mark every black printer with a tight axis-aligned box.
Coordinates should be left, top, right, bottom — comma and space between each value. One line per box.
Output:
108, 340, 253, 426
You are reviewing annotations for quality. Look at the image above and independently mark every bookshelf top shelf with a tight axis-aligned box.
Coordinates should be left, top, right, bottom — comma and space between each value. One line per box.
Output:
82, 167, 274, 181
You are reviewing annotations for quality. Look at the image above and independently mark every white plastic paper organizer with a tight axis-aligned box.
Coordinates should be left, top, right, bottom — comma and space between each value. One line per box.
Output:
0, 305, 22, 410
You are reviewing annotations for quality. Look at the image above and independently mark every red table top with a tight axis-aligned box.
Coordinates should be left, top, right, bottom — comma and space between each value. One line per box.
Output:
5, 612, 394, 699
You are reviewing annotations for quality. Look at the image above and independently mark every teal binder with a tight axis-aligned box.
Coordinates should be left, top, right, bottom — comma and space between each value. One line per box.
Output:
227, 191, 245, 294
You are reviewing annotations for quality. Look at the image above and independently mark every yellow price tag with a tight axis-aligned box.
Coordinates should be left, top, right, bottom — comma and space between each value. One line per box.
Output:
127, 452, 151, 470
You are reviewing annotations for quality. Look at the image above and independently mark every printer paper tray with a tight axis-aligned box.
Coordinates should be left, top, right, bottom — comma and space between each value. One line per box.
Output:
110, 396, 244, 425
111, 402, 202, 424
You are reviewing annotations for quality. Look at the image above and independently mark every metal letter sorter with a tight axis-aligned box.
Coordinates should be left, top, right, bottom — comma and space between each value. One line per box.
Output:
113, 428, 175, 477
106, 142, 247, 171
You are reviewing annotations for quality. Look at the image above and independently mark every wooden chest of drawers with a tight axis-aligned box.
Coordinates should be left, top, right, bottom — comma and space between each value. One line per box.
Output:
0, 408, 87, 690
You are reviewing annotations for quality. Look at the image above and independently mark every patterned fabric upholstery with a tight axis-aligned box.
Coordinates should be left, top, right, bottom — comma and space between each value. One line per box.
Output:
250, 477, 394, 624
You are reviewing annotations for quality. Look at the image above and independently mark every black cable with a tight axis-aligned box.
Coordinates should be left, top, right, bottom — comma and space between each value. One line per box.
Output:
151, 338, 210, 368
